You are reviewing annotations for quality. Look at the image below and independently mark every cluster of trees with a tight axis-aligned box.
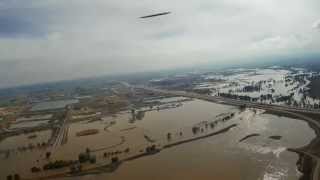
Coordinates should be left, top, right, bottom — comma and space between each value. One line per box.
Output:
16, 142, 47, 152
191, 126, 203, 135
130, 109, 146, 121
219, 91, 299, 105
6, 174, 20, 180
45, 152, 51, 159
111, 157, 119, 164
145, 145, 158, 154
293, 74, 307, 83
243, 85, 261, 92
43, 160, 74, 170
4, 142, 49, 158
31, 167, 41, 173
103, 148, 130, 159
135, 111, 145, 120
193, 124, 204, 134
192, 113, 235, 135
166, 131, 184, 141
218, 89, 320, 109
222, 93, 270, 102
223, 113, 234, 120
260, 94, 273, 101
313, 104, 320, 109
218, 93, 252, 101
275, 94, 294, 103
167, 133, 172, 140
239, 104, 246, 111
78, 153, 96, 164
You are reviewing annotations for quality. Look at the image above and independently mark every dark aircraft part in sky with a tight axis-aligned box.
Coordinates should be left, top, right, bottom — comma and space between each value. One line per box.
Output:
140, 12, 171, 18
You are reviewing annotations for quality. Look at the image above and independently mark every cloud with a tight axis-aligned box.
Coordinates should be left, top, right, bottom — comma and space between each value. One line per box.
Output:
0, 0, 320, 88
0, 5, 55, 38
313, 20, 320, 30
250, 35, 312, 51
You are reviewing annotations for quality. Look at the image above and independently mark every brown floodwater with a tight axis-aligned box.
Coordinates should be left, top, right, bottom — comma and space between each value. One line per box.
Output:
0, 98, 316, 180
63, 99, 315, 180
0, 130, 52, 151
0, 130, 52, 178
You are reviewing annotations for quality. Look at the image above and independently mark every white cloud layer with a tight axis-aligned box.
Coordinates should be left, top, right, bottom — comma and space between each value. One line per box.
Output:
313, 20, 320, 30
0, 0, 320, 87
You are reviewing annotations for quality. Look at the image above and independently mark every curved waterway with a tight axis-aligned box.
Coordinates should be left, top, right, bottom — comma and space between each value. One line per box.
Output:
60, 99, 315, 180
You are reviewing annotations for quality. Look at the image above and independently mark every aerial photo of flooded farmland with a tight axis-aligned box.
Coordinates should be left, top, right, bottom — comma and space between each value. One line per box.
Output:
1, 0, 320, 180
1, 65, 320, 180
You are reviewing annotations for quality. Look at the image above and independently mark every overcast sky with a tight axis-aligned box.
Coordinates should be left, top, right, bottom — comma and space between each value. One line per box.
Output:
0, 0, 320, 88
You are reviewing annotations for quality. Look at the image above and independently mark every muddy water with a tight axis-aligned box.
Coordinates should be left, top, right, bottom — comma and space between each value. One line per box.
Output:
53, 100, 234, 160
62, 100, 315, 180
0, 130, 52, 178
0, 130, 52, 150
0, 99, 316, 180
112, 99, 236, 136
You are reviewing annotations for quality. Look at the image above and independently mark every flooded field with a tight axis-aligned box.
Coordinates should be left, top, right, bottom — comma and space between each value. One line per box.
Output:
197, 67, 320, 107
59, 111, 315, 180
0, 98, 316, 180
0, 130, 52, 151
31, 99, 79, 111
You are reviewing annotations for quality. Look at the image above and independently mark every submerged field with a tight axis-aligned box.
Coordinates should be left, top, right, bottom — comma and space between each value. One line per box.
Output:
194, 67, 320, 108
65, 109, 315, 180
1, 96, 315, 180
